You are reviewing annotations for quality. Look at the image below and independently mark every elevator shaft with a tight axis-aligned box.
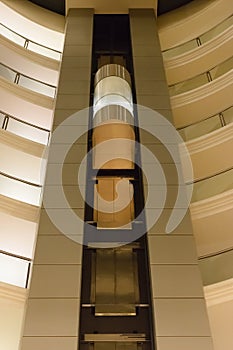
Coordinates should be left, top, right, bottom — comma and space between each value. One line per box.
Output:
79, 15, 154, 350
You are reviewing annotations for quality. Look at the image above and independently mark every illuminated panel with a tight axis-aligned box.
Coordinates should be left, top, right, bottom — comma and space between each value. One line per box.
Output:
0, 253, 30, 288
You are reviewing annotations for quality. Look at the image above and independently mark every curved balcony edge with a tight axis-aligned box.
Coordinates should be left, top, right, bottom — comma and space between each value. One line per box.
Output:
164, 26, 233, 85
171, 69, 233, 128
0, 76, 54, 110
190, 188, 233, 220
0, 194, 40, 222
0, 281, 28, 302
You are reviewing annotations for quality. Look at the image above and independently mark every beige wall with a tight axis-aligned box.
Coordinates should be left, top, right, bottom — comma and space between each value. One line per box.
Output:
130, 9, 214, 350
205, 279, 233, 350
0, 283, 27, 350
20, 9, 93, 350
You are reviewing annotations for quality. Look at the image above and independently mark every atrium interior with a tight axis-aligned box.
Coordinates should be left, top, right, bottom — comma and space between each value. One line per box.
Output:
0, 0, 233, 349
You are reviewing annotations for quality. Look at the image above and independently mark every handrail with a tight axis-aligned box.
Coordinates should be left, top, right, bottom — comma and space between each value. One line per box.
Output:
0, 249, 32, 262
199, 246, 233, 260
0, 171, 43, 207
169, 56, 233, 93
0, 62, 56, 89
0, 62, 56, 98
0, 250, 31, 288
178, 104, 233, 134
187, 165, 233, 186
0, 110, 51, 145
0, 109, 50, 132
0, 171, 42, 188
188, 166, 233, 204
0, 22, 62, 58
162, 14, 233, 55
199, 248, 233, 285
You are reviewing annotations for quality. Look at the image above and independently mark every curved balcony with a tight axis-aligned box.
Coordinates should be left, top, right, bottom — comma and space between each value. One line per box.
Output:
0, 110, 50, 145
0, 77, 54, 129
0, 251, 31, 288
204, 278, 233, 307
0, 63, 56, 98
0, 172, 42, 207
164, 16, 233, 85
191, 168, 233, 203
179, 105, 233, 142
0, 211, 37, 259
162, 14, 233, 60
158, 0, 233, 51
0, 209, 38, 289
0, 23, 62, 61
199, 249, 233, 285
0, 139, 46, 188
191, 189, 233, 258
169, 56, 233, 96
0, 1, 64, 53
185, 122, 233, 180
171, 68, 233, 128
204, 278, 233, 350
0, 34, 60, 87
188, 166, 233, 258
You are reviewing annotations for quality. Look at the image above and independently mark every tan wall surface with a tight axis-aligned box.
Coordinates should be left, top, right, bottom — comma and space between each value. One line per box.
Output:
130, 9, 214, 350
20, 9, 93, 350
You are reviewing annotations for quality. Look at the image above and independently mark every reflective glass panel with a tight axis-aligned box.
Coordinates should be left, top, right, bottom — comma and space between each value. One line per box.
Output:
93, 94, 133, 116
169, 73, 209, 96
0, 24, 25, 46
18, 75, 55, 97
6, 118, 50, 144
223, 106, 233, 125
27, 41, 61, 60
192, 168, 233, 202
201, 15, 233, 44
163, 39, 198, 59
0, 64, 16, 82
179, 115, 221, 141
94, 76, 132, 106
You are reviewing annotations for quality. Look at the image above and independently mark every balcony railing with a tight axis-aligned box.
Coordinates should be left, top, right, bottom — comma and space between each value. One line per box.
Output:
0, 110, 50, 145
0, 22, 62, 61
0, 250, 31, 288
162, 14, 233, 59
199, 248, 233, 285
0, 171, 42, 206
169, 56, 233, 96
189, 166, 233, 203
0, 62, 57, 98
178, 105, 233, 141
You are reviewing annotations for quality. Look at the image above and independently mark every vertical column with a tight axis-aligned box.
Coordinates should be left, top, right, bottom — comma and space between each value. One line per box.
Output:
130, 9, 214, 350
20, 9, 93, 350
